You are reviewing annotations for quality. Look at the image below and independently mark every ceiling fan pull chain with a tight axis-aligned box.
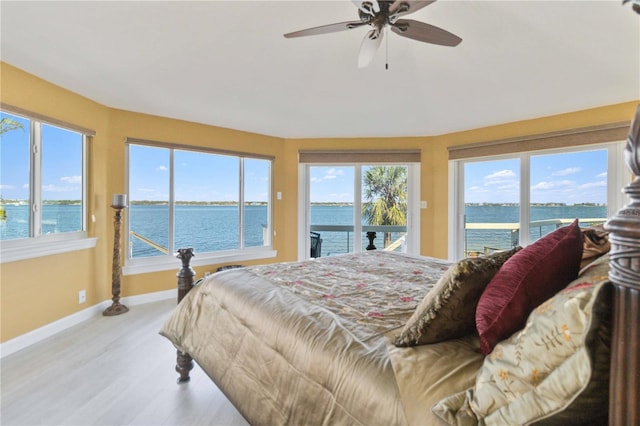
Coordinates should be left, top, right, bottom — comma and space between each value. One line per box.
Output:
385, 26, 389, 70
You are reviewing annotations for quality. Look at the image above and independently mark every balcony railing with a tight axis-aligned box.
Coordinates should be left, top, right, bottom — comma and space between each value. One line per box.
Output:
309, 224, 407, 256
464, 217, 605, 256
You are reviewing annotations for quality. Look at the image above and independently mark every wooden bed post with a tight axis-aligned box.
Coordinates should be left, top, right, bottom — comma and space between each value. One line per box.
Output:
175, 247, 196, 383
604, 105, 640, 425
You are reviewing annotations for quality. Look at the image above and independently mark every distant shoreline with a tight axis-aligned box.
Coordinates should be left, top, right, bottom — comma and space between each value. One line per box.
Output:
1, 200, 607, 207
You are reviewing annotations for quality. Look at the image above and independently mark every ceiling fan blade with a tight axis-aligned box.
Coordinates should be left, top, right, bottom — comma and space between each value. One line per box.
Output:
284, 21, 366, 38
389, 0, 437, 17
358, 29, 383, 68
390, 19, 461, 46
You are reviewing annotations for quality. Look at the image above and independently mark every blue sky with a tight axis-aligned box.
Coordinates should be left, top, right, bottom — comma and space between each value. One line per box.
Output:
464, 149, 608, 204
1, 113, 82, 201
128, 145, 270, 202
1, 112, 608, 204
310, 166, 355, 203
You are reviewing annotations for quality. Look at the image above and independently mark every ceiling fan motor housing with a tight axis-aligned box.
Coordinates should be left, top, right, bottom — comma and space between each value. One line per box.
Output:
359, 1, 406, 26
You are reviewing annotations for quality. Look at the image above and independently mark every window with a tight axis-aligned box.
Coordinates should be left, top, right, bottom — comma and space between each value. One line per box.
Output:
125, 140, 274, 273
306, 165, 412, 257
299, 150, 420, 259
1, 109, 92, 262
451, 142, 626, 259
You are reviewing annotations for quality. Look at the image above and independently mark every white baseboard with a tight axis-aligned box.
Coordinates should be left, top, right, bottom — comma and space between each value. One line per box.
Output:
0, 289, 177, 359
121, 289, 177, 306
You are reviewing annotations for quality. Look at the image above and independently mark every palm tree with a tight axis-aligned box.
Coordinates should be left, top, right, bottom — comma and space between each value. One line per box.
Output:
362, 166, 407, 248
0, 116, 24, 220
0, 117, 24, 135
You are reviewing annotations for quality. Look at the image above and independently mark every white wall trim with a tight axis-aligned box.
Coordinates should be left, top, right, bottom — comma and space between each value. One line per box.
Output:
1, 236, 97, 263
123, 248, 276, 275
0, 288, 177, 359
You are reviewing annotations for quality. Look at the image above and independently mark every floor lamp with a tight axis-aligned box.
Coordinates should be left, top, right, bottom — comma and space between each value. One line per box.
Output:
104, 194, 129, 316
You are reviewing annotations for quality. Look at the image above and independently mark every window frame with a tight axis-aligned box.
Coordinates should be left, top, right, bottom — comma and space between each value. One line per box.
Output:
123, 139, 276, 275
0, 108, 95, 263
297, 161, 420, 260
449, 141, 627, 260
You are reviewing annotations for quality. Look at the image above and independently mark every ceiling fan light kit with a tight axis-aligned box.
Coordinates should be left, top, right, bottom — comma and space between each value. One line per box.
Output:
284, 0, 462, 69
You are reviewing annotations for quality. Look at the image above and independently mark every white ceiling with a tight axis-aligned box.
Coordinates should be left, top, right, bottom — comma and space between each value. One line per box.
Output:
1, 1, 639, 139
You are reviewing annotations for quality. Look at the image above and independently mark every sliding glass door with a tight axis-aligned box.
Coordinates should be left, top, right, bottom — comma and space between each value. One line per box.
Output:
301, 163, 418, 259
452, 143, 625, 259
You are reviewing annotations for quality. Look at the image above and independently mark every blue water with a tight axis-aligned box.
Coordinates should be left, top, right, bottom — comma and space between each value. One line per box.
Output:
130, 204, 267, 257
464, 204, 606, 254
0, 204, 607, 258
0, 204, 82, 240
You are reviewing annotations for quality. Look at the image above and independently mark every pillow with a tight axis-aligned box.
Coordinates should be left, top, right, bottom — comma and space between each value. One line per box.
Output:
394, 246, 521, 347
476, 219, 583, 355
580, 224, 610, 269
433, 254, 612, 425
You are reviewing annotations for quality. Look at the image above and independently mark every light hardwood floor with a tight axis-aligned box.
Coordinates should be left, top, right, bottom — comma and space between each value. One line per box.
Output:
1, 299, 249, 426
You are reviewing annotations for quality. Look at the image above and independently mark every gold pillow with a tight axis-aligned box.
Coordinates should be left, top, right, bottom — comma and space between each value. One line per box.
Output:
394, 247, 521, 347
432, 254, 611, 425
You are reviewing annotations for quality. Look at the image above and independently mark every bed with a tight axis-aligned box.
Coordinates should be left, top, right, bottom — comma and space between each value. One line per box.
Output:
160, 106, 640, 425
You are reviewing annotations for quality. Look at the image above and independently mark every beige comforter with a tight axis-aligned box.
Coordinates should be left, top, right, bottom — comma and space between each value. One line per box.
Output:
160, 251, 483, 425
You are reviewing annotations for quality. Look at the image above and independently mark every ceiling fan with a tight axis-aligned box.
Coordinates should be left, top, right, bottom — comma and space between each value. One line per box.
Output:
283, 0, 462, 68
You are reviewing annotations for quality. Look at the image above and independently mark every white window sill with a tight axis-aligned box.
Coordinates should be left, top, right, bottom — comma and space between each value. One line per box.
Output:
123, 247, 277, 276
1, 234, 97, 263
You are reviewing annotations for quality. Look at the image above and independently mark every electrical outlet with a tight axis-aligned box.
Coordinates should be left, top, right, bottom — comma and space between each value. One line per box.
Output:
78, 290, 86, 304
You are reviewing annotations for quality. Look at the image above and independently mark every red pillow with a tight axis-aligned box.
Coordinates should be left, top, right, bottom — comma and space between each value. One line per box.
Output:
476, 219, 583, 355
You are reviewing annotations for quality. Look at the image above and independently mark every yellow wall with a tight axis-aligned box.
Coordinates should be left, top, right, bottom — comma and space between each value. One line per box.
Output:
0, 63, 286, 341
288, 100, 638, 259
106, 109, 286, 297
1, 63, 111, 341
1, 61, 637, 343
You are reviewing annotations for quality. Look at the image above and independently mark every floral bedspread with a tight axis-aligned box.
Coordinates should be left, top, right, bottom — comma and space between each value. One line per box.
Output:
248, 250, 451, 337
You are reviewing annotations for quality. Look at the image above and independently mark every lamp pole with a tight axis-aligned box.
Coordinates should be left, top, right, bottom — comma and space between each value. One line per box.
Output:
104, 195, 129, 316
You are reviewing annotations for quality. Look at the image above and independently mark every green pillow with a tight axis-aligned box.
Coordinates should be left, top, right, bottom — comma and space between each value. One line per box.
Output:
394, 247, 521, 347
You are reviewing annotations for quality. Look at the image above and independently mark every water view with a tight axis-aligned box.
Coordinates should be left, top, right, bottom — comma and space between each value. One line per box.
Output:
1, 203, 607, 258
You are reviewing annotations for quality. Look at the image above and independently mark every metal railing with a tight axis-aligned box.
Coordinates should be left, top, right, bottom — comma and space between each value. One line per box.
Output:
309, 224, 407, 255
129, 231, 168, 255
464, 217, 606, 255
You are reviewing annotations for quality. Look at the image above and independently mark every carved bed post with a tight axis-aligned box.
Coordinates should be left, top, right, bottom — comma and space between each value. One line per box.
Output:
604, 105, 640, 425
175, 247, 195, 383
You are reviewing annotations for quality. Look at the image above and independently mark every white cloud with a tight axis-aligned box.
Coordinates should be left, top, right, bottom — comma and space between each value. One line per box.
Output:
157, 165, 168, 172
0, 184, 14, 190
42, 184, 76, 193
551, 167, 581, 177
311, 168, 345, 183
483, 170, 518, 193
531, 180, 575, 190
323, 168, 344, 180
60, 175, 81, 184
596, 172, 607, 178
485, 169, 515, 180
579, 181, 606, 189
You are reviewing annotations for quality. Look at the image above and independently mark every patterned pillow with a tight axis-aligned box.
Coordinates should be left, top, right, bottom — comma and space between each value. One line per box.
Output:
432, 254, 612, 426
394, 247, 521, 347
476, 219, 583, 355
